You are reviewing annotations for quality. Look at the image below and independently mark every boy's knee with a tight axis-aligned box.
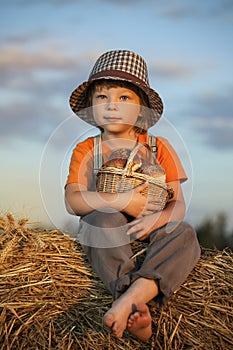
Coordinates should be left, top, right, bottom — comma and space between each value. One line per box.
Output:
179, 221, 201, 256
180, 221, 197, 239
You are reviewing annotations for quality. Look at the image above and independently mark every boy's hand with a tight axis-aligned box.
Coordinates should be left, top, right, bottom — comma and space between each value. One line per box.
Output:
127, 214, 159, 240
122, 182, 163, 218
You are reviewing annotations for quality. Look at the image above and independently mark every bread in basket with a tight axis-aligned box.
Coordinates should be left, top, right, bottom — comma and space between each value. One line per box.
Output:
97, 143, 174, 211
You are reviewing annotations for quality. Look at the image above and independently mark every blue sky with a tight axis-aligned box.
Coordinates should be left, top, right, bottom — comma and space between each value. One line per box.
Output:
0, 0, 233, 233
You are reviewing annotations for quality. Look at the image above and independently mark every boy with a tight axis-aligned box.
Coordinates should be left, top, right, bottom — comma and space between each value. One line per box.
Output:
65, 50, 200, 341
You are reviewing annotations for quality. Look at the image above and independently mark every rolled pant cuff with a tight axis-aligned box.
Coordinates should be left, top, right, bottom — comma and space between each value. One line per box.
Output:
114, 271, 173, 306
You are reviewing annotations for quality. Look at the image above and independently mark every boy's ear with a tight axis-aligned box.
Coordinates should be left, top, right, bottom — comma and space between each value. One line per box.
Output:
136, 114, 144, 128
135, 113, 149, 132
137, 114, 143, 120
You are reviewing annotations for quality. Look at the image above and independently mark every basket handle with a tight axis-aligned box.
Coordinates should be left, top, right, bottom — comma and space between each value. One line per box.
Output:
123, 142, 155, 177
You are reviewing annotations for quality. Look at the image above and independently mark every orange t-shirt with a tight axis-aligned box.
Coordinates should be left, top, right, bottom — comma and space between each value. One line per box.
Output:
65, 133, 187, 190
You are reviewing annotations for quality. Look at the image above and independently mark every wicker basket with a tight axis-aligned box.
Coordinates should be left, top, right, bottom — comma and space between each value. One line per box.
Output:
97, 143, 174, 211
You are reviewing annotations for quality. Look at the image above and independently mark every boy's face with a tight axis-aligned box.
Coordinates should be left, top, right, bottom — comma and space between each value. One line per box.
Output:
92, 85, 141, 136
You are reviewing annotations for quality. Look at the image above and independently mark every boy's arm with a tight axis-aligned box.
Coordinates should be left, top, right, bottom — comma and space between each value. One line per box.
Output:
65, 183, 123, 216
65, 182, 157, 217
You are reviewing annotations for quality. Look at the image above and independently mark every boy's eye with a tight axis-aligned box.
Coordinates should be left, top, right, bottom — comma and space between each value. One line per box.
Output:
120, 95, 129, 101
96, 94, 107, 99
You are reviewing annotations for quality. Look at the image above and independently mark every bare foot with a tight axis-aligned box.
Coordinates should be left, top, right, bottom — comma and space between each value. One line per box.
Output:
127, 303, 152, 341
103, 300, 132, 338
103, 277, 157, 340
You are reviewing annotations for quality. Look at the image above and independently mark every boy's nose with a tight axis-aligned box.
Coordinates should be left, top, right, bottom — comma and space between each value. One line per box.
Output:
106, 99, 118, 110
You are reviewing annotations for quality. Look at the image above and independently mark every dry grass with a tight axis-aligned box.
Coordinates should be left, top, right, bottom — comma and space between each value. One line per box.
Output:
0, 213, 232, 350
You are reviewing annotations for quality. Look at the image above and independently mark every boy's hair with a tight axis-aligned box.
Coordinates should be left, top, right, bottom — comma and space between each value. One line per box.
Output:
85, 79, 151, 134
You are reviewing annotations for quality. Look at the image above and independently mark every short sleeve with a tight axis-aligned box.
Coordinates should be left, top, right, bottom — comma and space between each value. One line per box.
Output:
156, 137, 188, 183
65, 138, 96, 189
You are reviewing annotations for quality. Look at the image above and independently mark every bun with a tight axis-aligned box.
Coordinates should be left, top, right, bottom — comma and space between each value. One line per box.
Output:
140, 161, 164, 175
109, 148, 131, 160
102, 148, 166, 182
102, 158, 127, 168
102, 148, 141, 169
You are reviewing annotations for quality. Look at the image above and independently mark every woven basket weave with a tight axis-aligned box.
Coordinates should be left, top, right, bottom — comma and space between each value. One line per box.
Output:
97, 143, 174, 211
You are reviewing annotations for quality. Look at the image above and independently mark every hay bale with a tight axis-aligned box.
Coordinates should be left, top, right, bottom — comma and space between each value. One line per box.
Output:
0, 213, 232, 350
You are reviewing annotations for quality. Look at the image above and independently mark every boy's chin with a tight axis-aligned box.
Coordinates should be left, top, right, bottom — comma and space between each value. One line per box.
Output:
102, 125, 134, 133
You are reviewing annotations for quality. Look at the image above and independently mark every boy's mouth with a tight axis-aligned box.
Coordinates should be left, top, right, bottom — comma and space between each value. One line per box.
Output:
104, 116, 121, 123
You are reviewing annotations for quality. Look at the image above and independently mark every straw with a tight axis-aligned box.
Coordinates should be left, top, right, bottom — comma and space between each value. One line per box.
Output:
0, 213, 232, 349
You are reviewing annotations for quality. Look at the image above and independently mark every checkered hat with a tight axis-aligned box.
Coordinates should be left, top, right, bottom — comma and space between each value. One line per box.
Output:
69, 50, 163, 127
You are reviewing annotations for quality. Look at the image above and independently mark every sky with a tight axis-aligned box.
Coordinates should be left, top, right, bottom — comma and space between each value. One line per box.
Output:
0, 0, 233, 234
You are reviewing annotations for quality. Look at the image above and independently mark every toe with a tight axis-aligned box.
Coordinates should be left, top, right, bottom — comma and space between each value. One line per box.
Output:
137, 303, 148, 313
112, 322, 123, 338
103, 313, 114, 328
127, 319, 133, 328
133, 312, 140, 320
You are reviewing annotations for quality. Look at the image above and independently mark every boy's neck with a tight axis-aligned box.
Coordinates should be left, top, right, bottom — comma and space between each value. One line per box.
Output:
101, 132, 138, 150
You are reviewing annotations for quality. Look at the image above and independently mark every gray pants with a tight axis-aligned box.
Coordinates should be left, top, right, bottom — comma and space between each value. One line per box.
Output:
78, 210, 201, 305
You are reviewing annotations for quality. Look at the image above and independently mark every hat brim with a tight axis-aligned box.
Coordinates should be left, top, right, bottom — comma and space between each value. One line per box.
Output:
69, 76, 163, 128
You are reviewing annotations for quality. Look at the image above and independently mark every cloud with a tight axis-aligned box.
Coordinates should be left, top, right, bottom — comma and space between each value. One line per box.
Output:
0, 43, 100, 98
0, 15, 85, 148
0, 46, 78, 71
0, 43, 101, 147
197, 92, 233, 117
0, 91, 91, 152
0, 100, 65, 146
0, 39, 101, 73
192, 89, 233, 149
2, 0, 81, 6
195, 117, 233, 149
159, 0, 233, 20
0, 33, 48, 46
149, 61, 198, 81
4, 0, 233, 22
159, 3, 199, 19
10, 0, 143, 5
148, 59, 217, 83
